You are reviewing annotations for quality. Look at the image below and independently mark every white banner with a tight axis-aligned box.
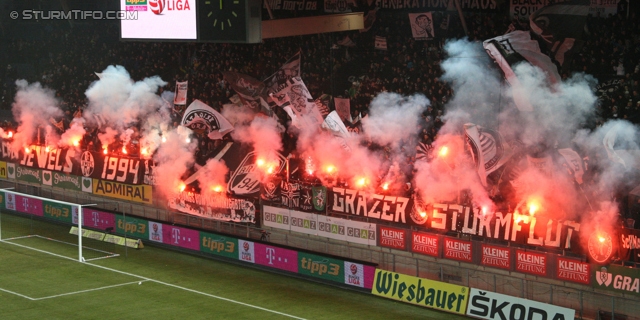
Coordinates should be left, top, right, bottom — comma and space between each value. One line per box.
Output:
263, 205, 376, 246
174, 81, 188, 105
467, 288, 575, 320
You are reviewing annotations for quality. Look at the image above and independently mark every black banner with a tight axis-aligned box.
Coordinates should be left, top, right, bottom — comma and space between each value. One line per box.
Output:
620, 228, 640, 262
0, 140, 154, 185
261, 177, 327, 213
373, 0, 498, 12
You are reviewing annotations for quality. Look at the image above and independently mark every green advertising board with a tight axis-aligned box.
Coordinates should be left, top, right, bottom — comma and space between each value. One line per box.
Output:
16, 166, 42, 184
199, 231, 239, 259
116, 216, 150, 239
298, 252, 344, 283
43, 171, 83, 191
593, 264, 640, 296
0, 191, 4, 207
42, 200, 73, 223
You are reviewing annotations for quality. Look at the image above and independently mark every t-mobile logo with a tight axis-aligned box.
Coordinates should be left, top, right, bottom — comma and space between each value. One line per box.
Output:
91, 212, 100, 226
172, 228, 181, 244
265, 247, 288, 265
22, 198, 30, 211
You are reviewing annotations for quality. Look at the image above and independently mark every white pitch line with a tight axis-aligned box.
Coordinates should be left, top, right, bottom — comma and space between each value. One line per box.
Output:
1, 235, 36, 241
0, 239, 307, 320
85, 254, 120, 262
33, 280, 147, 300
83, 261, 308, 320
0, 287, 36, 300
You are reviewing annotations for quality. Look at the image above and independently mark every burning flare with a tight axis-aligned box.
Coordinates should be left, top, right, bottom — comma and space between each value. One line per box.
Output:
438, 146, 449, 157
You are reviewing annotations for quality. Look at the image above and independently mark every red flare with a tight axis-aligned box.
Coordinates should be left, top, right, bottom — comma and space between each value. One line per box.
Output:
438, 146, 449, 157
324, 165, 336, 174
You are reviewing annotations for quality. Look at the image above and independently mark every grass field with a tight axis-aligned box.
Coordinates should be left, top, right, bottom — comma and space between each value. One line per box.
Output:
0, 213, 469, 320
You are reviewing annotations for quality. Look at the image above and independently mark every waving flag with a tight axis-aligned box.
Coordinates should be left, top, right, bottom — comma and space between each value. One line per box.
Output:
264, 50, 301, 95
271, 77, 324, 130
322, 111, 351, 151
464, 123, 512, 186
558, 147, 585, 184
223, 71, 271, 115
529, 0, 589, 71
181, 99, 234, 140
483, 31, 560, 112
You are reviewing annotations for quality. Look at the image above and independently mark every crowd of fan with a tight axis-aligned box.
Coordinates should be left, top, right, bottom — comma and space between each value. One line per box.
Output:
0, 8, 639, 150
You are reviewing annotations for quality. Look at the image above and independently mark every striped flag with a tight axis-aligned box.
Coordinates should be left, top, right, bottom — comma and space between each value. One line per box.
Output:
415, 142, 433, 162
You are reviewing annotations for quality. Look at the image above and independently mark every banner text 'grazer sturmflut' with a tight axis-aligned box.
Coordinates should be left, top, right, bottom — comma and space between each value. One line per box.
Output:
328, 188, 581, 250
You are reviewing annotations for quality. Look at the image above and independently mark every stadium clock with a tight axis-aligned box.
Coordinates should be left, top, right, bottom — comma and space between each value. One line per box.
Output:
198, 0, 261, 43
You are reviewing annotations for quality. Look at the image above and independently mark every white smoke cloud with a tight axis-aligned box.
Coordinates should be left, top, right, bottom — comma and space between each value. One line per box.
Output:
11, 80, 64, 152
153, 126, 196, 198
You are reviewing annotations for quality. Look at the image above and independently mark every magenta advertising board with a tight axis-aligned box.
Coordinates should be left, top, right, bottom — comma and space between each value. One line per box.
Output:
74, 208, 116, 231
254, 243, 299, 273
162, 225, 200, 251
14, 194, 43, 216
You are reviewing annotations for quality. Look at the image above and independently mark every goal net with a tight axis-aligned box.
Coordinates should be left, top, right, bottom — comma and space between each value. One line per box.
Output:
0, 188, 119, 262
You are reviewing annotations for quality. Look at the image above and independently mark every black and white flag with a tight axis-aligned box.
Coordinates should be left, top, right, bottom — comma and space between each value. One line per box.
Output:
464, 123, 512, 186
181, 99, 234, 140
529, 0, 589, 71
483, 30, 561, 112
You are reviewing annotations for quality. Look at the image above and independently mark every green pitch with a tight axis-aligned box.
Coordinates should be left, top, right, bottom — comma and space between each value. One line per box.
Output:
0, 213, 467, 320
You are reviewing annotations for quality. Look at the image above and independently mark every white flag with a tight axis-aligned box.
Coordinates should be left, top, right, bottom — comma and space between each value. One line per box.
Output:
322, 111, 351, 151
181, 99, 234, 140
603, 124, 626, 167
271, 77, 324, 130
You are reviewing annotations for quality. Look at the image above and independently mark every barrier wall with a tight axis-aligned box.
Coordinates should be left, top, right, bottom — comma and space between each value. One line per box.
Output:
2, 177, 640, 319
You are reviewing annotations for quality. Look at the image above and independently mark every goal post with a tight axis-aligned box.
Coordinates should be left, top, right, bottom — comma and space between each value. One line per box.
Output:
0, 188, 96, 262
